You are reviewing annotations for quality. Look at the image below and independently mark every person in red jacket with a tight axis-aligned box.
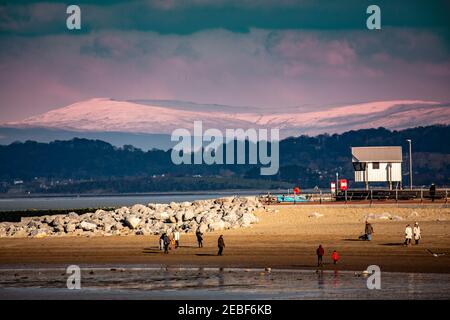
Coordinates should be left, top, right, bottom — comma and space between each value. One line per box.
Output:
316, 245, 325, 267
332, 250, 340, 264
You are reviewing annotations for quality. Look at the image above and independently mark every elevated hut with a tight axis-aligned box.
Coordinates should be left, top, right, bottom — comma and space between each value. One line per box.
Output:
351, 146, 402, 190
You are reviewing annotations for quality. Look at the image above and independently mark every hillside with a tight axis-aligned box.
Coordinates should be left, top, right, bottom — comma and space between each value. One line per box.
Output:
5, 98, 450, 137
0, 125, 448, 194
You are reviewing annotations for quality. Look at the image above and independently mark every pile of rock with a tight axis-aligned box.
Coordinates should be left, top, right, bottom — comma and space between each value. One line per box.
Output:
365, 212, 403, 221
0, 197, 262, 238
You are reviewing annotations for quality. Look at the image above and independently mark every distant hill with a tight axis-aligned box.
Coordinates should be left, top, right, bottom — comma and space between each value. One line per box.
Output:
0, 125, 448, 194
4, 98, 450, 141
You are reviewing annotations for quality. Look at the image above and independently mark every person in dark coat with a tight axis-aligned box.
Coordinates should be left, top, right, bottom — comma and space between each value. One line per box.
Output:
316, 245, 325, 267
163, 233, 170, 254
430, 183, 436, 202
196, 228, 203, 248
365, 221, 374, 241
218, 235, 225, 256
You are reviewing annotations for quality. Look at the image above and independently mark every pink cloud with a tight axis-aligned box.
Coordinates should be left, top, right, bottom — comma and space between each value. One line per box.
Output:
0, 28, 449, 122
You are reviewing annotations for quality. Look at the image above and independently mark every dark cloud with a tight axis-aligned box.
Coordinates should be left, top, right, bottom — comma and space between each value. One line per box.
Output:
0, 1, 449, 122
0, 0, 449, 36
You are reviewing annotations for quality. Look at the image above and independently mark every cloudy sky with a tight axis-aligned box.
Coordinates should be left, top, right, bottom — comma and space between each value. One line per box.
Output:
0, 0, 449, 121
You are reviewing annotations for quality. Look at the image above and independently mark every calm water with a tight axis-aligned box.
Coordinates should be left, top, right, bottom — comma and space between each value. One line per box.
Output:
0, 191, 269, 212
0, 266, 449, 300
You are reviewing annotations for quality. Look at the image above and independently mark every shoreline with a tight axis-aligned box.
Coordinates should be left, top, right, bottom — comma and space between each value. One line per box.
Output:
0, 189, 276, 199
0, 231, 448, 274
0, 265, 449, 276
0, 204, 449, 274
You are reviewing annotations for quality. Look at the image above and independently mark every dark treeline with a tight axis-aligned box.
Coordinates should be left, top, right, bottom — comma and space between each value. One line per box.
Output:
0, 125, 448, 193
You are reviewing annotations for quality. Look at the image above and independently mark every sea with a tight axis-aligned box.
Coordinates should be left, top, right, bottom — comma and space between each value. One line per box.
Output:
0, 266, 448, 300
0, 190, 272, 212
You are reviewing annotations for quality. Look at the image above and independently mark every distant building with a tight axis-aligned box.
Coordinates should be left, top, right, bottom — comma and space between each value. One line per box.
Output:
351, 146, 402, 189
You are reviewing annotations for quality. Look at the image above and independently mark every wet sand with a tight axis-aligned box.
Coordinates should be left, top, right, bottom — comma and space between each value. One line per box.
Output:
0, 205, 449, 273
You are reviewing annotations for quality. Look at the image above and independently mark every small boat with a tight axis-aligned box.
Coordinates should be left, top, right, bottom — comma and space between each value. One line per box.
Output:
276, 194, 308, 203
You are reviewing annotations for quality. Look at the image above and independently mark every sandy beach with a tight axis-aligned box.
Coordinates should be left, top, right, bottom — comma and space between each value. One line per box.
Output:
0, 205, 449, 273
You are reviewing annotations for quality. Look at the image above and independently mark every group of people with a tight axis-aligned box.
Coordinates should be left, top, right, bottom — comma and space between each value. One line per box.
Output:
159, 229, 180, 254
363, 221, 374, 241
316, 245, 340, 267
404, 222, 421, 246
159, 227, 226, 256
361, 220, 421, 246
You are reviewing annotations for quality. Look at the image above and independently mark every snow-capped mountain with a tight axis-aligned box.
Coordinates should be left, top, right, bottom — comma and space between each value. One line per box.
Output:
5, 98, 450, 137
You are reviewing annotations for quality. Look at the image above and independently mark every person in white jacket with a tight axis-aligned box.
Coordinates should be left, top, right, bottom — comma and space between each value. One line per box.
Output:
173, 229, 180, 248
404, 224, 413, 246
413, 222, 421, 245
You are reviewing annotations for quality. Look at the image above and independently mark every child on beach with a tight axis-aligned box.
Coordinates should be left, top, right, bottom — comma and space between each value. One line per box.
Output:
332, 250, 339, 265
316, 245, 325, 267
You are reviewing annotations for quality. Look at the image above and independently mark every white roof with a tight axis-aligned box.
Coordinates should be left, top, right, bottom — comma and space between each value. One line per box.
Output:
352, 146, 402, 162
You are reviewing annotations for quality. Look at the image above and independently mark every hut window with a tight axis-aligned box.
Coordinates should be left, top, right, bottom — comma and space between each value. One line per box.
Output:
353, 162, 366, 171
372, 162, 380, 169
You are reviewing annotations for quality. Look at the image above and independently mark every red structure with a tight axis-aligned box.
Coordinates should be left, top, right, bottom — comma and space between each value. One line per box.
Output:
339, 179, 348, 191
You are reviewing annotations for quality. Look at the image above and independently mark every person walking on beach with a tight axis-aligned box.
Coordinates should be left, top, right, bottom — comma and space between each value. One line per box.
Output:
316, 245, 325, 267
173, 229, 180, 248
218, 235, 225, 256
413, 222, 421, 245
404, 224, 413, 246
331, 250, 339, 265
159, 233, 165, 250
163, 233, 170, 254
196, 228, 204, 248
365, 221, 374, 241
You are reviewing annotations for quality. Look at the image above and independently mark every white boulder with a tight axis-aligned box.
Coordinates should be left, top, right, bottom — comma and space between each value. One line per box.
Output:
125, 215, 141, 229
80, 221, 97, 231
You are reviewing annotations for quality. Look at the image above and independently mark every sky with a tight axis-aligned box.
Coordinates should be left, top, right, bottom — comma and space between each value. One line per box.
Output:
0, 0, 449, 122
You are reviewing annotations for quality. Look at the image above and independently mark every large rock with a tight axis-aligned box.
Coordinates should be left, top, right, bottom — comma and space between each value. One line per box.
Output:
125, 215, 141, 229
130, 204, 152, 216
42, 216, 54, 225
95, 209, 109, 216
29, 229, 48, 238
223, 213, 239, 224
65, 223, 76, 233
68, 212, 79, 220
169, 202, 179, 210
239, 213, 259, 227
27, 220, 42, 229
169, 216, 177, 224
208, 220, 225, 231
175, 211, 184, 223
80, 221, 97, 231
50, 216, 64, 227
183, 210, 195, 221
0, 196, 262, 238
112, 222, 125, 231
115, 207, 130, 216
